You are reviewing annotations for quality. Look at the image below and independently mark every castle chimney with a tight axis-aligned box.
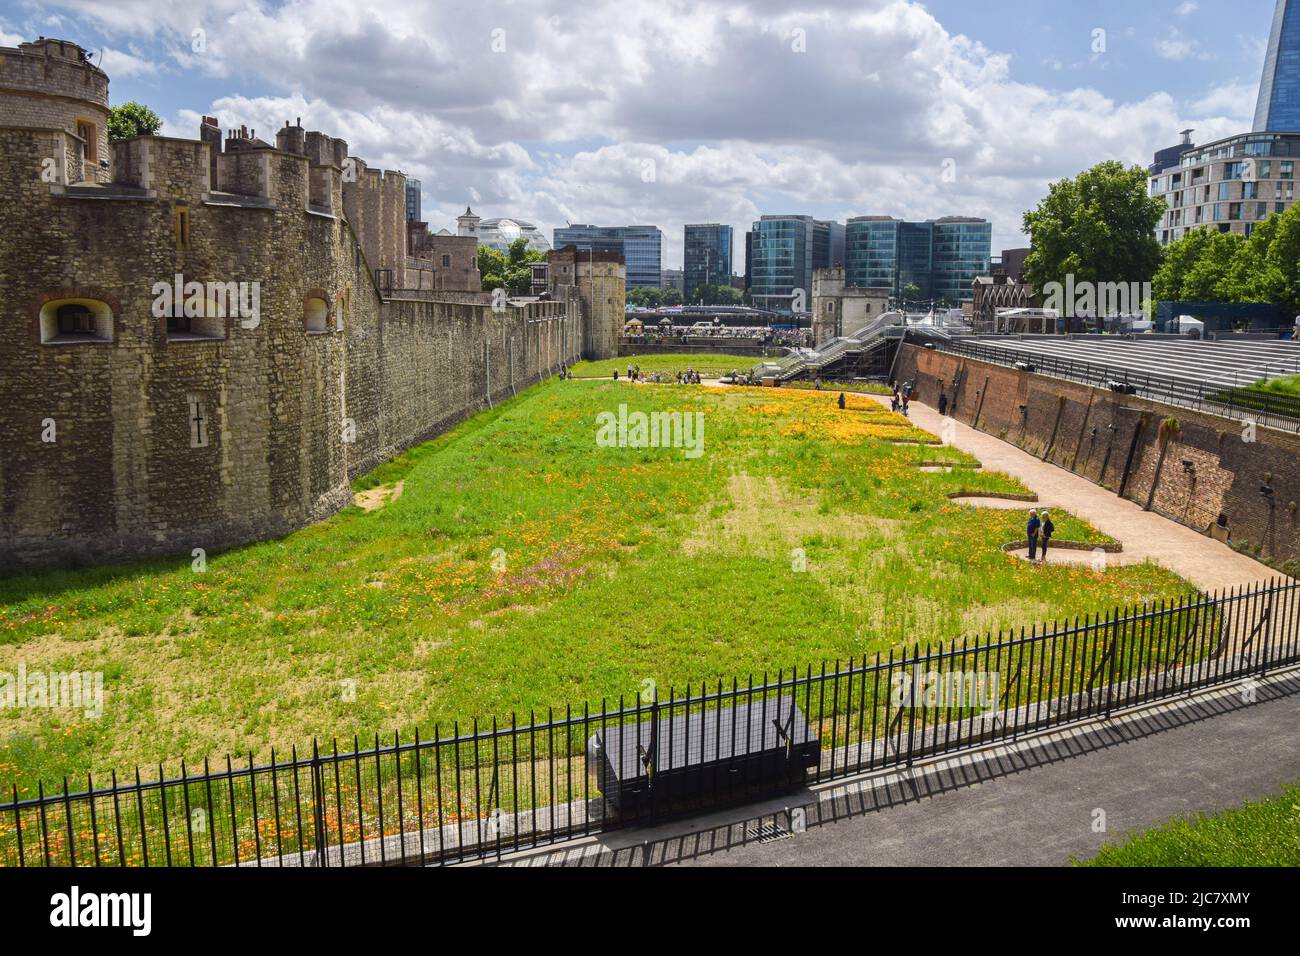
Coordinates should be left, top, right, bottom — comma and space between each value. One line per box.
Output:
200, 115, 222, 189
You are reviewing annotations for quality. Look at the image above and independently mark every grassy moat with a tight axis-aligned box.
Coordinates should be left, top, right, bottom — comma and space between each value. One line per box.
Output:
0, 372, 1191, 794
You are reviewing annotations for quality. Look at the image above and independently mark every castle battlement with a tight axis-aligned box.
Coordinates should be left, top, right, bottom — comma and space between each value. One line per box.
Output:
0, 38, 108, 106
0, 37, 621, 570
0, 38, 110, 182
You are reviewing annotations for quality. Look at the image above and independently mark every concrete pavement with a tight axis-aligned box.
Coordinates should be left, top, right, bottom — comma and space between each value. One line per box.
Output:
882, 397, 1276, 592
486, 668, 1300, 867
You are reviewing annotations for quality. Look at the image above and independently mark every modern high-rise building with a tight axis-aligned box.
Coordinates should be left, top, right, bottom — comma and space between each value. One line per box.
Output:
747, 215, 842, 312
1150, 1, 1300, 244
844, 216, 990, 306
932, 218, 995, 304
1255, 0, 1300, 132
552, 224, 663, 288
1148, 132, 1300, 244
405, 179, 421, 222
683, 223, 733, 300
1149, 2, 1300, 247
743, 230, 754, 290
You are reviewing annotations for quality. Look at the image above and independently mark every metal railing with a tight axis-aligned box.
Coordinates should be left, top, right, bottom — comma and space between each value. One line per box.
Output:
2, 578, 1295, 867
752, 313, 905, 381
936, 338, 1300, 432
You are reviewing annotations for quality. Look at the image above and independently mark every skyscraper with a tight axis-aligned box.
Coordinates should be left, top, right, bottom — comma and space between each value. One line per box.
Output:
747, 215, 841, 312
844, 216, 990, 306
1255, 0, 1300, 132
552, 224, 663, 287
405, 180, 422, 222
683, 224, 733, 300
1150, 2, 1300, 244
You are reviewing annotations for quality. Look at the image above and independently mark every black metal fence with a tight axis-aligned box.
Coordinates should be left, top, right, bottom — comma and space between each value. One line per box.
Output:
937, 338, 1300, 431
3, 578, 1297, 868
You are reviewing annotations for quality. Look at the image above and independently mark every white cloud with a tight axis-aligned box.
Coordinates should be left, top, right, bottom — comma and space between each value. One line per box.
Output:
16, 0, 1251, 260
1155, 27, 1213, 62
99, 46, 157, 78
1185, 81, 1257, 126
1177, 1, 1198, 16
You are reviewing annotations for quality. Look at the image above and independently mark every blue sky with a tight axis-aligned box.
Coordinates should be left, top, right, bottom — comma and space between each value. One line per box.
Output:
0, 1, 1280, 267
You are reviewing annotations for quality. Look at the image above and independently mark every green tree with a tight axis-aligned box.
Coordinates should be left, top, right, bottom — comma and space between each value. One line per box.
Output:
1151, 228, 1209, 302
477, 245, 508, 292
1260, 204, 1300, 315
625, 286, 683, 308
478, 237, 545, 296
107, 101, 163, 141
901, 282, 923, 305
1022, 160, 1166, 290
1149, 205, 1300, 316
691, 283, 742, 305
1180, 231, 1247, 302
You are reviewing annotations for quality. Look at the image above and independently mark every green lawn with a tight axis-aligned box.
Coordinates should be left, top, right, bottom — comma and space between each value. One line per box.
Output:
784, 380, 893, 396
570, 352, 764, 379
1247, 373, 1300, 398
0, 373, 1190, 796
1079, 780, 1300, 866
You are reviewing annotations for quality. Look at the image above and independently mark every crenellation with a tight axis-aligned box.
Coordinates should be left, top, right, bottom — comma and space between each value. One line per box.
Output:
0, 36, 622, 570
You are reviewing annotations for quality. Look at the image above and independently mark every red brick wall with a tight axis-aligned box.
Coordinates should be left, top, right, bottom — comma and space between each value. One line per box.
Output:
896, 344, 1300, 573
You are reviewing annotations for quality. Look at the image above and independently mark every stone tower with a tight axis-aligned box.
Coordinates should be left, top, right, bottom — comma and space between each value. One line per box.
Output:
457, 206, 481, 239
0, 38, 111, 182
811, 266, 891, 347
548, 246, 625, 360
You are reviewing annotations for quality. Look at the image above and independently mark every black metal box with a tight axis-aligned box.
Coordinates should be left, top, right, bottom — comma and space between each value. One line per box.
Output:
586, 696, 821, 816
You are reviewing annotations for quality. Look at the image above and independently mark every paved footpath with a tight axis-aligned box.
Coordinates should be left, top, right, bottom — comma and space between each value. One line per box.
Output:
880, 397, 1276, 593
669, 671, 1300, 868
486, 670, 1300, 867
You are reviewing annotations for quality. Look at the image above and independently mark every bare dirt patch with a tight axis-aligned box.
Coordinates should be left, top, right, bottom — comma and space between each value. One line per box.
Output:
353, 480, 405, 512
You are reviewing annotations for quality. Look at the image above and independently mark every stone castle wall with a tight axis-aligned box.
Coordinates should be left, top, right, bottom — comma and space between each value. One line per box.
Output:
0, 124, 591, 569
0, 39, 110, 182
895, 343, 1300, 572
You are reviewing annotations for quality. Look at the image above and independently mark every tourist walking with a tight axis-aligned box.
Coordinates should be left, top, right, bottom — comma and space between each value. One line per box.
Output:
837, 392, 846, 410
1040, 511, 1054, 561
1027, 510, 1041, 561
938, 392, 948, 416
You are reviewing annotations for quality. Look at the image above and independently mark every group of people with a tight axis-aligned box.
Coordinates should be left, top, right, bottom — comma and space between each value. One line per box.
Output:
889, 382, 911, 416
1026, 509, 1055, 561
611, 363, 704, 385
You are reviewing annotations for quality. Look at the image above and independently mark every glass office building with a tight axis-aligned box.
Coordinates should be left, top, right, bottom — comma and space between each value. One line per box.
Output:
844, 217, 901, 294
844, 216, 990, 306
747, 215, 841, 311
932, 219, 993, 304
1255, 0, 1300, 132
552, 224, 663, 288
405, 180, 421, 222
683, 224, 733, 299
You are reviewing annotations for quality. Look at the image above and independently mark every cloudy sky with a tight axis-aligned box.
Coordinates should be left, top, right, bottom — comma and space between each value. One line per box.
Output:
0, 0, 1277, 270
